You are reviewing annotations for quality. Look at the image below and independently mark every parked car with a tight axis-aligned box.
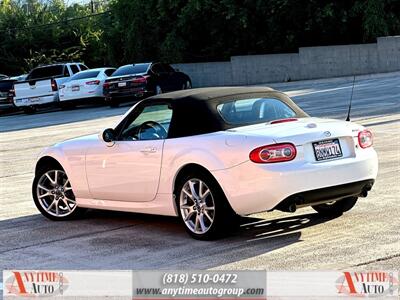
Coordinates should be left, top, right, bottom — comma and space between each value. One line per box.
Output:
103, 62, 191, 107
0, 78, 17, 112
0, 74, 8, 80
32, 87, 378, 240
13, 63, 88, 113
58, 68, 116, 108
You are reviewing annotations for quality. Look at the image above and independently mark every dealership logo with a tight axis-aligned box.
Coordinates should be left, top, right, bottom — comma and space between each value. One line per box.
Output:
5, 271, 69, 297
336, 271, 398, 296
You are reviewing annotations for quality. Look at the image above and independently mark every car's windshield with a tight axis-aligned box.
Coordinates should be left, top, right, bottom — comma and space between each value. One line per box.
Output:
71, 71, 100, 80
217, 97, 297, 125
112, 64, 150, 76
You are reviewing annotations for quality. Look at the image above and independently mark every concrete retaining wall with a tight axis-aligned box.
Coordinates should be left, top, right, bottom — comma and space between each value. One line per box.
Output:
173, 36, 400, 87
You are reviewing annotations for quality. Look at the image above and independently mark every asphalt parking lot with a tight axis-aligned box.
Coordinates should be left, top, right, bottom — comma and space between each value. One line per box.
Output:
0, 72, 399, 272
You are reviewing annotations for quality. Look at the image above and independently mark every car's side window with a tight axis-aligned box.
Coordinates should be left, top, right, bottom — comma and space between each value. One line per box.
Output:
104, 69, 115, 76
119, 104, 173, 141
70, 65, 80, 74
151, 63, 166, 75
163, 64, 175, 73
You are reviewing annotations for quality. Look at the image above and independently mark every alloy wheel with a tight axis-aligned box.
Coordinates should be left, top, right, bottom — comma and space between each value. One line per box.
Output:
36, 170, 77, 217
179, 178, 215, 234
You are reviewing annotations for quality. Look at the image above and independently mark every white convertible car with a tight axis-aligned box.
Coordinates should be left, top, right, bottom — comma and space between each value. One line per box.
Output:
33, 87, 378, 239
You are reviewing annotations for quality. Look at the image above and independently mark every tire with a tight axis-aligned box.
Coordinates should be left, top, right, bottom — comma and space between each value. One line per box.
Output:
175, 171, 237, 240
182, 80, 192, 90
312, 197, 358, 217
60, 102, 76, 110
155, 85, 162, 95
32, 164, 86, 221
23, 106, 37, 114
109, 98, 119, 108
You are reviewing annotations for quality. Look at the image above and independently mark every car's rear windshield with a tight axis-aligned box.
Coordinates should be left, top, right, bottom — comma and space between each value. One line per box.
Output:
28, 65, 64, 80
71, 71, 100, 80
217, 97, 297, 125
112, 64, 150, 76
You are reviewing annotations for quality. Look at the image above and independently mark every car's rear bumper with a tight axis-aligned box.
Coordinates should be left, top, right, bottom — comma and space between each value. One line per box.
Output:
104, 88, 151, 101
59, 92, 103, 102
274, 179, 374, 212
211, 147, 378, 215
0, 97, 15, 110
14, 94, 57, 107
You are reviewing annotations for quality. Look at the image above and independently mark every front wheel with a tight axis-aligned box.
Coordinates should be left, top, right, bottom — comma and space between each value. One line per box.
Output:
312, 197, 358, 216
175, 172, 237, 240
33, 165, 86, 221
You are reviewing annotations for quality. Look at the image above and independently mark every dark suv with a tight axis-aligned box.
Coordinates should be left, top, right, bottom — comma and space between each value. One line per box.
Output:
103, 62, 191, 107
0, 78, 17, 112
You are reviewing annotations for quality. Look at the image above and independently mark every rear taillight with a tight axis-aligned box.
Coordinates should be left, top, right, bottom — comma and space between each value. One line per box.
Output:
8, 89, 15, 97
86, 80, 100, 85
358, 129, 373, 149
250, 143, 297, 163
270, 118, 298, 124
132, 76, 147, 84
103, 82, 110, 89
51, 79, 58, 91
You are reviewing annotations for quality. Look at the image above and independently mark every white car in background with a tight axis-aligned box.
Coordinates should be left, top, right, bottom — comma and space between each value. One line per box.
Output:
59, 68, 115, 108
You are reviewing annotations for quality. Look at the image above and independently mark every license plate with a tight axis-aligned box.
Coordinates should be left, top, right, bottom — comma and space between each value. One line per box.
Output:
313, 139, 343, 161
30, 97, 40, 103
72, 86, 80, 91
118, 82, 127, 87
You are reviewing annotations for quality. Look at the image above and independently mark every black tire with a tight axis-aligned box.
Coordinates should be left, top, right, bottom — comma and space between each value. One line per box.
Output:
23, 106, 37, 114
33, 163, 86, 221
109, 98, 120, 108
60, 102, 76, 110
312, 197, 358, 216
155, 85, 162, 95
174, 170, 238, 240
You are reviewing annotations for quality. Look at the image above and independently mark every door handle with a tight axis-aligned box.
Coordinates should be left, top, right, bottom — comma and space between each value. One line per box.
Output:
140, 146, 157, 153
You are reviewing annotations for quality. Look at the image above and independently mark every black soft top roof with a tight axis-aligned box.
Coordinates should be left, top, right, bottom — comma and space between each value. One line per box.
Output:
127, 87, 308, 138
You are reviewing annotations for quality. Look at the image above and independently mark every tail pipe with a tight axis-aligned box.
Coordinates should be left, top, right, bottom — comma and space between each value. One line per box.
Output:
359, 182, 373, 198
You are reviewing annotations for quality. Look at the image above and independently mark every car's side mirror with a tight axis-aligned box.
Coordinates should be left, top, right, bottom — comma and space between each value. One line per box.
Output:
100, 128, 116, 146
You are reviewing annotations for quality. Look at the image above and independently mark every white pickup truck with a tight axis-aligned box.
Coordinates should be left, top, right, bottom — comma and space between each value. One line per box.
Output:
13, 63, 88, 113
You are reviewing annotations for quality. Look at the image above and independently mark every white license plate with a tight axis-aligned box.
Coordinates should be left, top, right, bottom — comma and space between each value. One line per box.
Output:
313, 139, 343, 161
72, 86, 80, 91
118, 82, 127, 87
30, 97, 40, 103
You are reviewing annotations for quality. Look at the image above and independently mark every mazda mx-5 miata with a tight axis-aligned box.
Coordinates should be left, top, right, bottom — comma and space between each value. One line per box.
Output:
33, 87, 378, 239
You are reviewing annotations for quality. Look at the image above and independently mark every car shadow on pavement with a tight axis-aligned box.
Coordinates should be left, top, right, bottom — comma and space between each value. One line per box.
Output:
0, 210, 340, 269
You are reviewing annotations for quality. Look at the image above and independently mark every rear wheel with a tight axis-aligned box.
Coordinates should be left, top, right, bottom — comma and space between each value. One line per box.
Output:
312, 197, 358, 216
109, 98, 119, 108
33, 165, 86, 221
60, 101, 76, 110
23, 106, 37, 114
155, 85, 162, 95
175, 172, 237, 240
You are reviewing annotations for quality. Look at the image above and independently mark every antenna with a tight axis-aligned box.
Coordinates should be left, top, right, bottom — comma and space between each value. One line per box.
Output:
346, 75, 356, 121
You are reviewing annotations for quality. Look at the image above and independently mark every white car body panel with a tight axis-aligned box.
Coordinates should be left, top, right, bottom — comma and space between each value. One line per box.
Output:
59, 68, 113, 102
36, 116, 378, 217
